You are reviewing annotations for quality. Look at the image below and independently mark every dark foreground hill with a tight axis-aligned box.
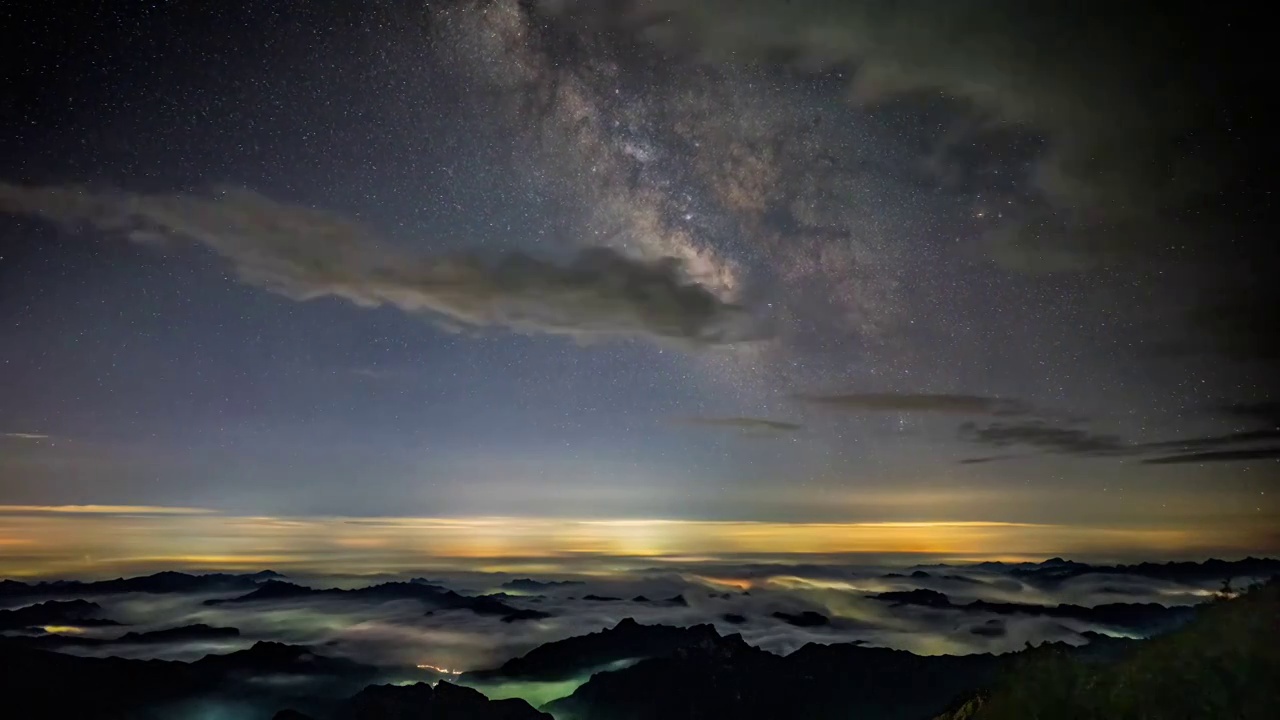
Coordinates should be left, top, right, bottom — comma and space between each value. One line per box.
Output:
934, 579, 1280, 720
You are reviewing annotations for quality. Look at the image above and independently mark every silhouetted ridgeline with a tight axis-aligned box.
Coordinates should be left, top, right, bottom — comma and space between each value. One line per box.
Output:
0, 570, 283, 600
6, 623, 238, 651
536, 619, 1139, 720
0, 598, 120, 631
204, 579, 525, 617
979, 556, 1280, 585
870, 588, 1196, 633
463, 617, 724, 683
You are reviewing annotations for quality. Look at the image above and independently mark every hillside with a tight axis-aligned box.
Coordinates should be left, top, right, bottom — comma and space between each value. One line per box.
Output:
939, 580, 1279, 720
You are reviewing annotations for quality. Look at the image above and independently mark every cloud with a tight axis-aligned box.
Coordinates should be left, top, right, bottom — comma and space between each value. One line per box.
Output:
957, 421, 1129, 457
0, 560, 1230, 677
0, 183, 764, 346
678, 417, 803, 433
959, 417, 1280, 464
1144, 429, 1280, 454
796, 392, 1028, 416
2, 432, 49, 440
0, 505, 216, 515
1141, 447, 1280, 465
958, 456, 1013, 466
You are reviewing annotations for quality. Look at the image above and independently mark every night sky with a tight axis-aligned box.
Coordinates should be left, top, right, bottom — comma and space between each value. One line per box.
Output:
1, 1, 1276, 575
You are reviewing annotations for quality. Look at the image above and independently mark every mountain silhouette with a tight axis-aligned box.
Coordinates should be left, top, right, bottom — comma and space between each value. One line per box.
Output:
0, 599, 120, 631
872, 589, 1197, 632
1006, 557, 1280, 585
464, 618, 722, 682
500, 609, 552, 623
772, 610, 831, 627
192, 640, 376, 677
499, 578, 584, 591
274, 681, 550, 719
0, 571, 283, 601
205, 580, 521, 616
115, 623, 240, 644
545, 620, 1137, 720
0, 638, 377, 719
13, 623, 240, 650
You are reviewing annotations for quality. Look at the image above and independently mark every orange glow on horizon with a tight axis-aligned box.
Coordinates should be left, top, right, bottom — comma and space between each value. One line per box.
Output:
0, 511, 1272, 577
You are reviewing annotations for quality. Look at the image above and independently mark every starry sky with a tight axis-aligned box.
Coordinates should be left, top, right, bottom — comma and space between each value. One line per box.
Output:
0, 1, 1276, 575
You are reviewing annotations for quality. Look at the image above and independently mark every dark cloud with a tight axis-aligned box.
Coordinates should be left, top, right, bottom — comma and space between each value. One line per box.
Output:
957, 421, 1129, 457
958, 456, 1014, 466
0, 183, 765, 347
1142, 447, 1280, 466
797, 393, 1028, 416
1146, 429, 1280, 453
953, 392, 1280, 463
679, 417, 803, 433
960, 417, 1280, 465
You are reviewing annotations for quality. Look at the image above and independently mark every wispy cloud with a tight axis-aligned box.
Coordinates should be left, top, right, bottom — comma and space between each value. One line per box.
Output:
957, 455, 1015, 465
0, 184, 765, 347
959, 417, 1280, 465
957, 421, 1129, 457
678, 416, 803, 433
796, 392, 1028, 416
0, 504, 216, 515
1142, 447, 1280, 465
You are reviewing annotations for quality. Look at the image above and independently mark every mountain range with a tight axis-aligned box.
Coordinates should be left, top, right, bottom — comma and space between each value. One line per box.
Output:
1, 556, 1275, 718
